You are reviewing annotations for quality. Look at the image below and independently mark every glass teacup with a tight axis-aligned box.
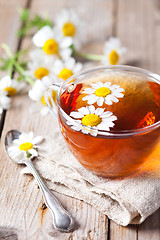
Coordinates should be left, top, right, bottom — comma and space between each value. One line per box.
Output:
45, 65, 160, 178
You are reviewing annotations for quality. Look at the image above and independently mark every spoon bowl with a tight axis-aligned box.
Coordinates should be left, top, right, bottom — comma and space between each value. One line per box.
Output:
4, 129, 74, 232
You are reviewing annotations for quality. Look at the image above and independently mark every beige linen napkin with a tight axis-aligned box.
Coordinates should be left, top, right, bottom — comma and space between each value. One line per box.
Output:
26, 129, 160, 226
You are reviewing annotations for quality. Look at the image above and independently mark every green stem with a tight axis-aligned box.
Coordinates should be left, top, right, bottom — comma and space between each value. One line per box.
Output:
75, 51, 104, 61
14, 61, 34, 85
1, 43, 13, 58
14, 61, 25, 75
8, 59, 14, 79
25, 76, 34, 86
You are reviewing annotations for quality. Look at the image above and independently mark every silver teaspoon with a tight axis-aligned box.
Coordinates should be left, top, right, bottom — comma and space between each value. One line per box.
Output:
4, 130, 74, 232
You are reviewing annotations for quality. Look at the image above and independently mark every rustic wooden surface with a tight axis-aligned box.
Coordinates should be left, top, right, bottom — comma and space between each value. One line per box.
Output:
0, 0, 160, 239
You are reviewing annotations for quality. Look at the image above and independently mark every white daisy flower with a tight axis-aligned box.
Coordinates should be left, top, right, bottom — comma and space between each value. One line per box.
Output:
66, 105, 117, 136
55, 9, 82, 49
32, 25, 73, 60
0, 75, 26, 96
82, 81, 125, 106
26, 49, 57, 80
7, 131, 43, 161
28, 76, 58, 115
53, 58, 82, 81
101, 37, 127, 65
0, 90, 11, 114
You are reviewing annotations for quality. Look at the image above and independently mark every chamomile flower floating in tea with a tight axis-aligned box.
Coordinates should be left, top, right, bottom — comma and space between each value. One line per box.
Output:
101, 37, 127, 65
32, 25, 73, 60
0, 75, 26, 96
26, 49, 57, 80
28, 76, 57, 115
82, 82, 125, 106
7, 131, 43, 161
53, 58, 83, 81
67, 105, 117, 136
0, 90, 11, 114
55, 9, 82, 49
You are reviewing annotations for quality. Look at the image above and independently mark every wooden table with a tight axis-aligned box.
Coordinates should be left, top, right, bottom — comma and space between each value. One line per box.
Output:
1, 0, 160, 239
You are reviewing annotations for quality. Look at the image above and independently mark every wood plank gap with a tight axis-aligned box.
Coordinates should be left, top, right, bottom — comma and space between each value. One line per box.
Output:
136, 225, 139, 240
107, 219, 110, 240
17, 0, 32, 50
0, 110, 6, 138
0, 0, 32, 138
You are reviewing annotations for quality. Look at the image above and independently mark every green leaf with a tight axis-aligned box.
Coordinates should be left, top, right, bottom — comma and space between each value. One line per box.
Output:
17, 28, 25, 38
0, 58, 12, 71
26, 151, 32, 159
19, 62, 27, 70
17, 10, 53, 38
18, 8, 30, 22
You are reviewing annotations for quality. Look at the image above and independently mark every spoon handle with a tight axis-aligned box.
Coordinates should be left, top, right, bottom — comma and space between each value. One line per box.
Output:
24, 159, 74, 232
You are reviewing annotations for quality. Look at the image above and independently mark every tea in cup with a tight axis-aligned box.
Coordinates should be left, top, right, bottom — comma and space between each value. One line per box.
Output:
45, 66, 160, 178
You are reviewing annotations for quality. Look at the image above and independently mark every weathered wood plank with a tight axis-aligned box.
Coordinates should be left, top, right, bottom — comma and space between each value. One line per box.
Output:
0, 0, 28, 54
138, 209, 160, 240
110, 0, 160, 239
0, 0, 115, 239
138, 0, 160, 238
0, 0, 30, 239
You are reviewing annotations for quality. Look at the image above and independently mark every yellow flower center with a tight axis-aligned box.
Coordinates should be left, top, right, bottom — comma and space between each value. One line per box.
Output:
41, 90, 57, 106
42, 39, 58, 55
109, 50, 119, 65
95, 87, 111, 97
62, 22, 76, 37
82, 114, 101, 127
19, 142, 33, 151
58, 68, 73, 81
4, 87, 17, 96
34, 67, 49, 79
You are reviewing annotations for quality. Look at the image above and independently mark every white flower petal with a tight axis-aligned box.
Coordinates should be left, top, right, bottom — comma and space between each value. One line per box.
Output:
70, 111, 84, 118
32, 136, 43, 145
97, 82, 103, 87
91, 83, 99, 89
87, 96, 98, 105
29, 148, 38, 157
65, 58, 75, 69
71, 125, 81, 131
97, 97, 104, 106
0, 107, 3, 114
60, 48, 72, 60
109, 84, 121, 90
88, 105, 95, 114
60, 37, 73, 48
73, 62, 83, 73
78, 107, 89, 115
97, 124, 110, 131
104, 115, 117, 122
32, 26, 54, 47
95, 108, 104, 116
104, 82, 111, 87
101, 111, 113, 118
82, 129, 89, 135
109, 95, 119, 103
90, 131, 98, 137
82, 88, 95, 94
0, 95, 11, 109
104, 97, 113, 105
112, 92, 124, 98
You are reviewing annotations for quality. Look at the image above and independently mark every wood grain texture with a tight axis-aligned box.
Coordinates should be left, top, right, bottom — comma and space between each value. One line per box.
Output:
0, 0, 114, 239
1, 0, 160, 239
110, 0, 160, 239
0, 0, 27, 54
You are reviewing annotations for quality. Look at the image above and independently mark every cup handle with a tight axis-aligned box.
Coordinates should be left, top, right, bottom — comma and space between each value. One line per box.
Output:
44, 83, 62, 119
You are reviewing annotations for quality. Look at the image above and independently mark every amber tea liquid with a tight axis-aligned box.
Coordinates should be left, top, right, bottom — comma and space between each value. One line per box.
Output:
58, 73, 160, 177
